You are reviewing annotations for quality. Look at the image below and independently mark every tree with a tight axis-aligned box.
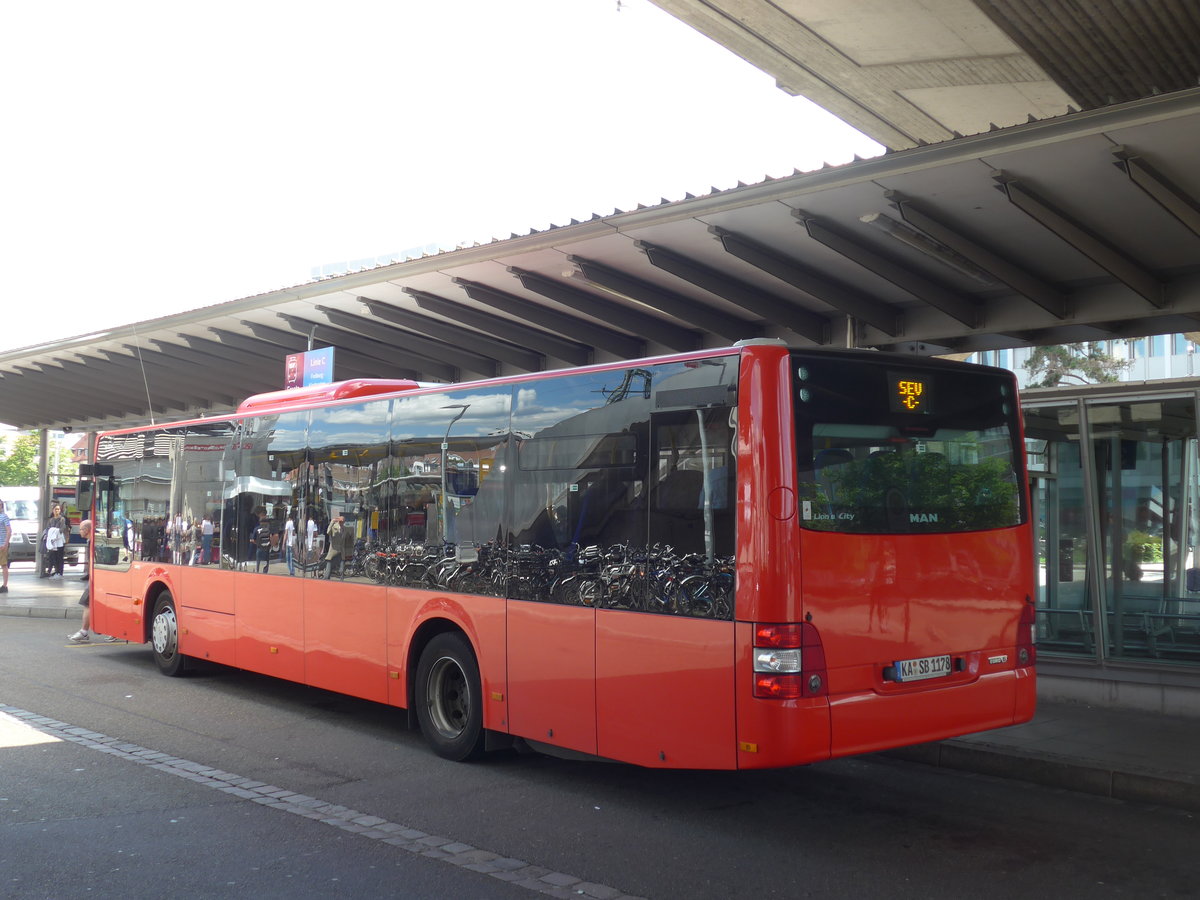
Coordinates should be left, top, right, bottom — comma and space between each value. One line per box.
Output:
51, 439, 78, 482
0, 432, 79, 487
1022, 342, 1130, 388
0, 433, 40, 486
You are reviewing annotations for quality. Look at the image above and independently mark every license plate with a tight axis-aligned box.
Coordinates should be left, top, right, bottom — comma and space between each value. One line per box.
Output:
894, 654, 951, 682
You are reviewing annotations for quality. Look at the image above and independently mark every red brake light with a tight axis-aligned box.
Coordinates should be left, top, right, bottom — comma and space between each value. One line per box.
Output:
754, 623, 803, 648
754, 674, 804, 699
753, 622, 827, 699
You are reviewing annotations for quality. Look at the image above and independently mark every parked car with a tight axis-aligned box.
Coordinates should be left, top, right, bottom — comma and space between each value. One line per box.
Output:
7, 529, 39, 563
3, 488, 80, 565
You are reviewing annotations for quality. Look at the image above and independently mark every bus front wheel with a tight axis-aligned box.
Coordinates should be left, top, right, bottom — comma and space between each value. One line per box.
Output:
414, 633, 484, 761
151, 593, 188, 677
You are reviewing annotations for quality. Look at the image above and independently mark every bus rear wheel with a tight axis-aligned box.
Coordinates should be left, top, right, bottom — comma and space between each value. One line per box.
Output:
151, 592, 188, 677
414, 633, 484, 761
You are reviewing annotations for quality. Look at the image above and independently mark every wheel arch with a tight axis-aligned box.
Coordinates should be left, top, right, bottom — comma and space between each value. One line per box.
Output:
405, 616, 472, 719
142, 580, 174, 643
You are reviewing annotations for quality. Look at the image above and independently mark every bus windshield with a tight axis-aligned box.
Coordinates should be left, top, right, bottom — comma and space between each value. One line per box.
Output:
795, 354, 1024, 534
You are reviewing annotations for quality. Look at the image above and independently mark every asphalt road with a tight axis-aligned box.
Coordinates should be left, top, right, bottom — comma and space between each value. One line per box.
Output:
2, 615, 1198, 900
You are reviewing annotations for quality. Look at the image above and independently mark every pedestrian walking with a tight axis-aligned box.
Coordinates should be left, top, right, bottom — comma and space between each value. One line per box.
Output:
68, 518, 118, 644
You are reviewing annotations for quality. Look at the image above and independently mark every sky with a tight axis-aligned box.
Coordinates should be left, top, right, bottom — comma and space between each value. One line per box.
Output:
1, 0, 883, 354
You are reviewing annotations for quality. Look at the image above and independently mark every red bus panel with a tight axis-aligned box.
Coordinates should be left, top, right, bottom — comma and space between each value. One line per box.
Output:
234, 572, 305, 683
175, 567, 238, 666
507, 602, 597, 755
304, 579, 389, 704
801, 527, 1035, 757
596, 612, 736, 769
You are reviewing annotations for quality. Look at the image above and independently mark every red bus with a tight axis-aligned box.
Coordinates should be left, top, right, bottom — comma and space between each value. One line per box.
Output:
82, 340, 1035, 768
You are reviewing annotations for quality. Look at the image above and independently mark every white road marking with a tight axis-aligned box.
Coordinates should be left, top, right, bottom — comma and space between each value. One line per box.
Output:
0, 703, 641, 900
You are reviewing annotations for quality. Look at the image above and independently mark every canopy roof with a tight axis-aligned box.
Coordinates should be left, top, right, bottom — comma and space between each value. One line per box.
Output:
3, 89, 1198, 432
650, 0, 1200, 151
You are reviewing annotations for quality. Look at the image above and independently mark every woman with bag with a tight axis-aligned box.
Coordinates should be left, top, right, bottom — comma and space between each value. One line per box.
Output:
42, 501, 68, 578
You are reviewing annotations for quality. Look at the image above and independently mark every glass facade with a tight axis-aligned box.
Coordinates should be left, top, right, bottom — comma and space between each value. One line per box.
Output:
977, 334, 1200, 388
1025, 391, 1200, 665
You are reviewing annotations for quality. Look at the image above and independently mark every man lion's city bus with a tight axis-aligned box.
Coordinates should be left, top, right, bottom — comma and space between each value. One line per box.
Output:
81, 340, 1035, 769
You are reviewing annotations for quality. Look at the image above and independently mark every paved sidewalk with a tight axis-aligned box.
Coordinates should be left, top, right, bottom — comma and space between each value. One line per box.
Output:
0, 562, 86, 619
889, 701, 1200, 812
3, 563, 1199, 811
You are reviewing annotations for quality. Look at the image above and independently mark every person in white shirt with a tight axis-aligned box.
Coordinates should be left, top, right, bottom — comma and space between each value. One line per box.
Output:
42, 502, 68, 577
201, 515, 214, 565
170, 513, 186, 565
284, 515, 297, 576
306, 516, 318, 558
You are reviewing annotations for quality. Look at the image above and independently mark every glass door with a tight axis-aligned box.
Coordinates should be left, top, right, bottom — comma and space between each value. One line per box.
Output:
1087, 397, 1199, 662
1024, 403, 1096, 657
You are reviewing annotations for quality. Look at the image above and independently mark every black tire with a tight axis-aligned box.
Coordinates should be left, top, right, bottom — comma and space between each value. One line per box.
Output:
150, 592, 188, 677
414, 632, 484, 761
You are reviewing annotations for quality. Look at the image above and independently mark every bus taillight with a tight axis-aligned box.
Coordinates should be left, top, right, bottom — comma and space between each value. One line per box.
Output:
753, 622, 827, 698
1017, 597, 1037, 668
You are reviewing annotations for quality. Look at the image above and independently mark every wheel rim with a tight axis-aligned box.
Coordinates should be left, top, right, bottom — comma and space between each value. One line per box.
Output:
152, 604, 178, 659
425, 655, 470, 739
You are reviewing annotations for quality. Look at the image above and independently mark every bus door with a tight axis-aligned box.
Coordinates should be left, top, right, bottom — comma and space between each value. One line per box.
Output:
505, 468, 603, 756
230, 414, 306, 683
83, 464, 138, 640
595, 406, 738, 769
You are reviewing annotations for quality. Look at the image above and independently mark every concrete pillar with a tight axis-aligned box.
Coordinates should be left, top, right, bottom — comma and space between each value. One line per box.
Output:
36, 429, 49, 575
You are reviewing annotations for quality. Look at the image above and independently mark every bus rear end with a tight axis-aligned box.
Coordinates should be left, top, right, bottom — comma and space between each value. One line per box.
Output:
736, 347, 1035, 768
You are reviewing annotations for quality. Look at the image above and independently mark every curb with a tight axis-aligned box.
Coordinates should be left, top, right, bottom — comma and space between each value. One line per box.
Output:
886, 740, 1200, 813
0, 606, 83, 620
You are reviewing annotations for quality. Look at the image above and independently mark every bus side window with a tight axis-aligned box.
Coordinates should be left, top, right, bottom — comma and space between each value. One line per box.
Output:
649, 408, 735, 558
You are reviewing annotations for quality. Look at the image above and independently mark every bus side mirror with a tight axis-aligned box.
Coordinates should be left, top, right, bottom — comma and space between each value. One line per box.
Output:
77, 479, 95, 512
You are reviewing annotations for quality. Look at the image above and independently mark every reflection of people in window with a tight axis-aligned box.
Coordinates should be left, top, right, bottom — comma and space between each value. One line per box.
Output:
305, 515, 318, 559
142, 516, 158, 560
243, 501, 262, 565
284, 515, 296, 575
200, 515, 214, 565
253, 511, 272, 573
324, 516, 346, 578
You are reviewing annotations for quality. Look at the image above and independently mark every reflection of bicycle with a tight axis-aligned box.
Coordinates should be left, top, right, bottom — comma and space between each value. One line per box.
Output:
344, 540, 372, 578
508, 544, 553, 602
295, 543, 325, 574
561, 543, 735, 618
601, 545, 641, 610
548, 544, 598, 605
675, 559, 734, 619
445, 542, 502, 595
571, 543, 629, 609
642, 544, 688, 613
